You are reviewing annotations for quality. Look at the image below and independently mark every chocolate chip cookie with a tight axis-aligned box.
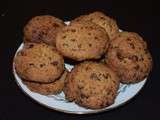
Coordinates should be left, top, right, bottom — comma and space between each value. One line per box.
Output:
14, 43, 64, 83
56, 21, 109, 61
24, 15, 65, 46
23, 70, 68, 95
74, 11, 119, 40
63, 61, 119, 109
105, 32, 152, 84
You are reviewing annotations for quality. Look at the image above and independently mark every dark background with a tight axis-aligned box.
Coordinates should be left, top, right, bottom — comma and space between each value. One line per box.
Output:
0, 0, 159, 120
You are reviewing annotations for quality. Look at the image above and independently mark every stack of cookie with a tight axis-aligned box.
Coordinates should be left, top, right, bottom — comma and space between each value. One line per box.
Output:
14, 43, 67, 95
14, 11, 152, 109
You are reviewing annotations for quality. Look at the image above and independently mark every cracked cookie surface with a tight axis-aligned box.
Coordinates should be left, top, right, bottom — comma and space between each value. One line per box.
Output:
63, 61, 119, 109
14, 43, 64, 83
56, 21, 109, 61
24, 15, 65, 46
74, 11, 119, 40
105, 32, 152, 84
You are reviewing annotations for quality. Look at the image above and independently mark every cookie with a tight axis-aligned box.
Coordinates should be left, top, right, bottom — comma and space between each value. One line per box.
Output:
63, 61, 119, 109
56, 21, 109, 61
24, 15, 65, 46
105, 32, 152, 84
23, 70, 68, 95
14, 43, 64, 83
74, 11, 119, 40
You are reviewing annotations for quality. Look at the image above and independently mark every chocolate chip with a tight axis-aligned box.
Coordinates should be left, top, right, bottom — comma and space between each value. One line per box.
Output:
50, 61, 58, 66
70, 39, 76, 42
129, 55, 138, 61
99, 73, 102, 76
37, 32, 43, 40
88, 32, 91, 35
90, 73, 100, 81
89, 18, 93, 21
78, 44, 82, 49
48, 57, 52, 60
78, 85, 84, 90
117, 52, 123, 60
53, 23, 59, 27
94, 37, 98, 39
139, 55, 144, 61
41, 31, 46, 35
71, 29, 76, 32
148, 56, 152, 60
85, 66, 90, 71
29, 63, 34, 66
62, 36, 66, 39
129, 43, 135, 49
133, 55, 138, 61
113, 46, 119, 49
134, 65, 140, 70
80, 93, 89, 99
89, 26, 93, 29
28, 44, 34, 48
127, 38, 131, 41
140, 69, 144, 73
80, 27, 84, 29
112, 80, 117, 84
103, 73, 111, 79
88, 43, 92, 47
40, 64, 45, 67
100, 17, 105, 20
123, 60, 127, 63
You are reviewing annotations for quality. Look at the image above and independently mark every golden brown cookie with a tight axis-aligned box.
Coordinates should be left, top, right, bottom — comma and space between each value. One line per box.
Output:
14, 43, 64, 83
24, 15, 65, 46
63, 61, 119, 109
23, 70, 68, 95
56, 21, 109, 61
74, 11, 119, 40
105, 32, 152, 84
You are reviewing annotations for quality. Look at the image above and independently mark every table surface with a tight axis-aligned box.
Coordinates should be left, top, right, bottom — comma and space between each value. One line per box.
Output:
0, 0, 159, 120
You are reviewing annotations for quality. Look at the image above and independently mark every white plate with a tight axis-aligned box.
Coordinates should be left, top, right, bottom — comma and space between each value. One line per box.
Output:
12, 22, 147, 114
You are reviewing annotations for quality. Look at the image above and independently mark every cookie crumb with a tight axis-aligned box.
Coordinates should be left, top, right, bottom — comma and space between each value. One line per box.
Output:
51, 61, 58, 66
